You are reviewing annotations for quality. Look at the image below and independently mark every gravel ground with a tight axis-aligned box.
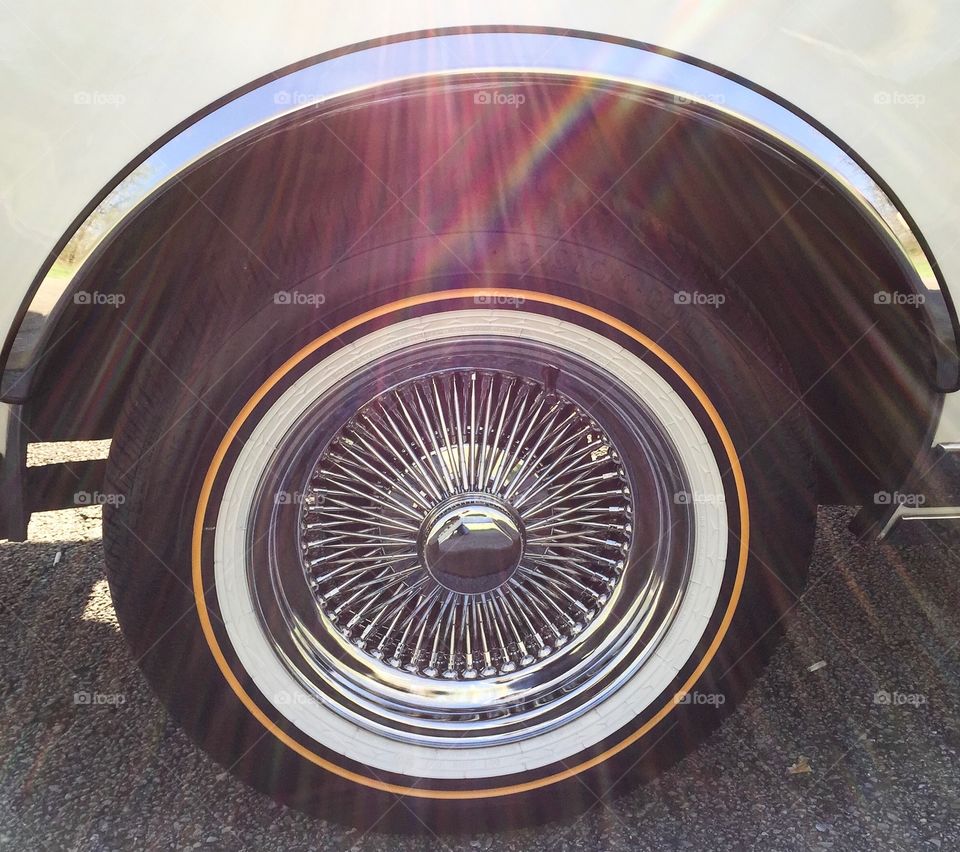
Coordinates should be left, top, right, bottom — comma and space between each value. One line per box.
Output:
1, 445, 959, 850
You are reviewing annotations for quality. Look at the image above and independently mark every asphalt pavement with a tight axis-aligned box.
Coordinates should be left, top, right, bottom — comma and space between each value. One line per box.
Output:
1, 444, 958, 850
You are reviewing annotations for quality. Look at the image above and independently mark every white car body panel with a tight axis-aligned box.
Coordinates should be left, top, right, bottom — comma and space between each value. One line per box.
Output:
1, 1, 959, 438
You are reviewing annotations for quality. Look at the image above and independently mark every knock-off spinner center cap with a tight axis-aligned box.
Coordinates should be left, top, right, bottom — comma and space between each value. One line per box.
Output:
421, 496, 523, 594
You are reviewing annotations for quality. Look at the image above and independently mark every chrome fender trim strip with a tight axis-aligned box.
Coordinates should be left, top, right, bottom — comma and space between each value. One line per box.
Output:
3, 29, 956, 399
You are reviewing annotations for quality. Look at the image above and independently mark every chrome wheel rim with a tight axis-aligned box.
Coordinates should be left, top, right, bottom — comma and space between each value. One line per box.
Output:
248, 333, 695, 748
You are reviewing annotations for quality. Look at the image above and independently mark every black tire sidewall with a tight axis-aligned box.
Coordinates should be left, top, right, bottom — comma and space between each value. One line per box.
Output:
105, 228, 814, 829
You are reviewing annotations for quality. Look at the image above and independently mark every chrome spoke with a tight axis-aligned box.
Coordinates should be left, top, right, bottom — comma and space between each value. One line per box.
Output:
302, 366, 633, 679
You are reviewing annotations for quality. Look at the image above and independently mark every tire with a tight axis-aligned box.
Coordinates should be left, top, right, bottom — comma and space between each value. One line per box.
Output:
104, 210, 815, 831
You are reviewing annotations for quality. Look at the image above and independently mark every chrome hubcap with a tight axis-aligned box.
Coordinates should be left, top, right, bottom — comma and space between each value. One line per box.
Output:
250, 334, 694, 747
421, 495, 523, 595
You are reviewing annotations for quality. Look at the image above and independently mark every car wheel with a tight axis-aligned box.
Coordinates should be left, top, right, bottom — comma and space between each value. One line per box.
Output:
104, 216, 814, 830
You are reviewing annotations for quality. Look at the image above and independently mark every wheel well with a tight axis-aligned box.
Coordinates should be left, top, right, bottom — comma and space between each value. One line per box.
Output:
24, 76, 939, 505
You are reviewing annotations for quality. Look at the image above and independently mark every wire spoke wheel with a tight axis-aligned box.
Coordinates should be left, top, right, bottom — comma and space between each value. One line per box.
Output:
242, 325, 703, 752
305, 368, 631, 680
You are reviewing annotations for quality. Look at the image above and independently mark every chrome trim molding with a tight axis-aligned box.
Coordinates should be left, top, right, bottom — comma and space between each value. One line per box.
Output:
3, 29, 957, 399
881, 507, 960, 544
